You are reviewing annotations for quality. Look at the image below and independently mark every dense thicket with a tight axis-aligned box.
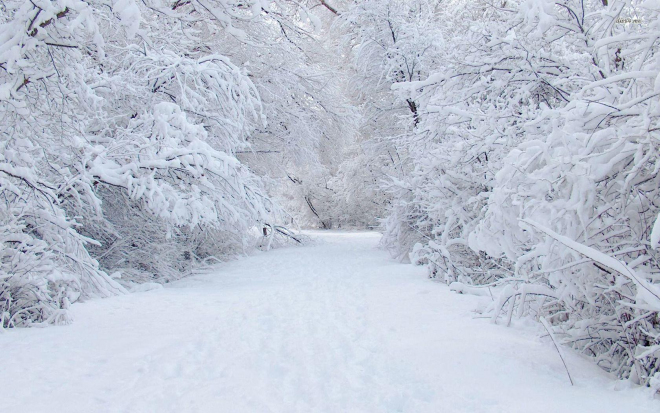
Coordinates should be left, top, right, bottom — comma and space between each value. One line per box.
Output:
342, 0, 660, 388
0, 0, 346, 327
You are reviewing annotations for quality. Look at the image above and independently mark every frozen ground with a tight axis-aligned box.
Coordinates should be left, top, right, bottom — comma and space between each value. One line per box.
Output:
1, 231, 656, 412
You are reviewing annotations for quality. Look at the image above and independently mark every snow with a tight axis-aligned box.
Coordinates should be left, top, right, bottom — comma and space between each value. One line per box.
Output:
522, 218, 660, 310
651, 212, 660, 249
0, 231, 655, 412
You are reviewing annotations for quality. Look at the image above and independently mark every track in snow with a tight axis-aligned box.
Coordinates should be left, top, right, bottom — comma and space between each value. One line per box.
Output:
1, 231, 655, 412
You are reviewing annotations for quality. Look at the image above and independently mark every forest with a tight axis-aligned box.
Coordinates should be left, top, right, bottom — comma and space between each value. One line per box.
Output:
2, 0, 660, 396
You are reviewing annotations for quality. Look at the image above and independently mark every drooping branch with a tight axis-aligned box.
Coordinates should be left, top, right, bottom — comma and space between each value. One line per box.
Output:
305, 195, 328, 229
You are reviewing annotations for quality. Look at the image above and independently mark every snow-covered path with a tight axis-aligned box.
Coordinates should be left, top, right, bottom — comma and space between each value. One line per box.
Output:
1, 231, 655, 412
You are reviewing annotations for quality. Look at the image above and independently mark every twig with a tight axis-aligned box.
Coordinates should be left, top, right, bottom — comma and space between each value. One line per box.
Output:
319, 0, 338, 15
540, 317, 574, 386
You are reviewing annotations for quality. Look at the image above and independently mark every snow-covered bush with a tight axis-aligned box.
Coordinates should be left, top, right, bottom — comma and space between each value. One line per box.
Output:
0, 0, 285, 326
366, 0, 660, 386
470, 0, 660, 385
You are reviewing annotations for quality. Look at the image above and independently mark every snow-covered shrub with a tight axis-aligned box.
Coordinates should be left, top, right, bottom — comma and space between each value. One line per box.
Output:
0, 132, 126, 327
368, 0, 660, 386
0, 0, 286, 325
470, 0, 660, 385
0, 1, 128, 325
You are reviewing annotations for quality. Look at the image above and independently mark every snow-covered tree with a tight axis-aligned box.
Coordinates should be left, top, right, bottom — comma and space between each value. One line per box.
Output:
330, 0, 444, 233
